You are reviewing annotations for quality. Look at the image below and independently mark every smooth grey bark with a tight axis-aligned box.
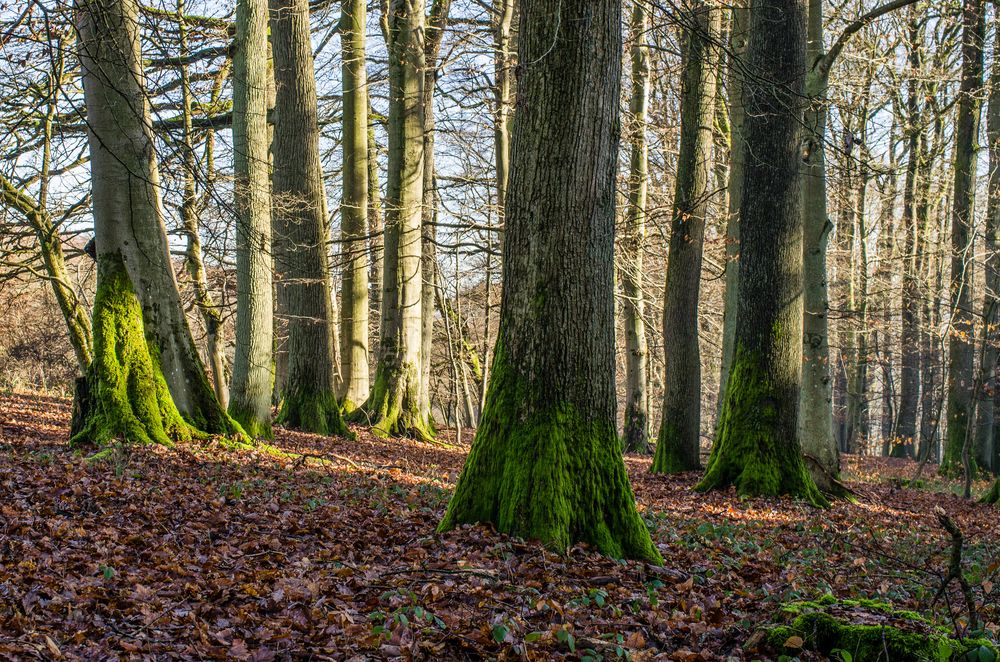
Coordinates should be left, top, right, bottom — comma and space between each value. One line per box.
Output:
944, 0, 984, 473
269, 0, 348, 436
75, 0, 238, 444
798, 0, 838, 484
652, 0, 720, 473
439, 0, 660, 563
229, 0, 276, 438
178, 0, 228, 409
340, 0, 371, 412
717, 0, 746, 412
353, 0, 433, 439
621, 0, 651, 454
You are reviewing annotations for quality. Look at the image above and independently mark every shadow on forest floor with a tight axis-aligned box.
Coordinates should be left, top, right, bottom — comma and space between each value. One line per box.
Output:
0, 390, 997, 660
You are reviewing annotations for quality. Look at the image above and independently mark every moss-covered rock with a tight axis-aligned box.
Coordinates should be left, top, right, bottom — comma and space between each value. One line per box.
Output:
761, 596, 997, 661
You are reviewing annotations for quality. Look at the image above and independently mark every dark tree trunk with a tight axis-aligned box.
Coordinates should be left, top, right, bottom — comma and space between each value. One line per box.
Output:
696, 0, 825, 506
439, 0, 660, 562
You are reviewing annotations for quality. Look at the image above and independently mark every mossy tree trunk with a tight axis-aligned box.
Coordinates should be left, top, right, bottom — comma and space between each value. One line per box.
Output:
621, 0, 651, 454
229, 0, 276, 438
269, 0, 349, 437
943, 0, 984, 474
353, 0, 433, 440
74, 0, 234, 446
339, 0, 371, 414
973, 21, 1000, 475
717, 0, 746, 413
439, 0, 661, 563
652, 0, 720, 473
696, 0, 825, 507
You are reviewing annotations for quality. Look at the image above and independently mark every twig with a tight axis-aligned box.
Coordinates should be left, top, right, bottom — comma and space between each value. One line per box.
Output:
930, 507, 980, 635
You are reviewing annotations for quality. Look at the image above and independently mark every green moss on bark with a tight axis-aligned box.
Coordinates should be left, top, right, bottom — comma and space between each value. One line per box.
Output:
981, 478, 1000, 505
348, 361, 435, 442
228, 403, 273, 440
70, 256, 194, 448
277, 389, 353, 438
651, 420, 698, 473
696, 347, 828, 507
439, 345, 662, 564
764, 597, 997, 661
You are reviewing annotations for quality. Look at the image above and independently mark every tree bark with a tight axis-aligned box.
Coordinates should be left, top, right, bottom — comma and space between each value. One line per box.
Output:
74, 0, 237, 446
352, 0, 433, 439
439, 0, 660, 562
621, 0, 651, 454
269, 0, 349, 436
340, 0, 371, 413
696, 0, 825, 506
652, 0, 720, 473
229, 0, 276, 438
943, 0, 984, 474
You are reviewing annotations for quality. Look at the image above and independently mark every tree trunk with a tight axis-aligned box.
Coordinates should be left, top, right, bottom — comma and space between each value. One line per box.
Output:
340, 0, 371, 413
178, 0, 228, 409
229, 0, 276, 438
621, 0, 651, 454
368, 101, 384, 355
717, 0, 746, 412
269, 0, 349, 436
943, 0, 984, 473
353, 0, 433, 439
895, 12, 923, 458
696, 0, 825, 506
797, 0, 838, 485
652, 0, 720, 473
439, 0, 660, 562
419, 0, 451, 425
973, 20, 1000, 474
74, 0, 235, 446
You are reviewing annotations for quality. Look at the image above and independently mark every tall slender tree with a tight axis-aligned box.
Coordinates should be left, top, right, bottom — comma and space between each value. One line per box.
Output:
354, 0, 434, 439
621, 0, 651, 454
229, 0, 276, 438
270, 0, 349, 436
339, 0, 371, 414
439, 0, 660, 562
652, 0, 720, 473
943, 0, 985, 474
73, 0, 238, 446
696, 0, 825, 506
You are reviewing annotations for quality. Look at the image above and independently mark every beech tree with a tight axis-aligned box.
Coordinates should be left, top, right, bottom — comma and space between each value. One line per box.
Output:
439, 0, 661, 562
943, 0, 984, 474
652, 0, 720, 473
269, 0, 349, 436
228, 0, 276, 438
72, 0, 239, 446
352, 0, 434, 439
621, 0, 651, 454
696, 0, 825, 506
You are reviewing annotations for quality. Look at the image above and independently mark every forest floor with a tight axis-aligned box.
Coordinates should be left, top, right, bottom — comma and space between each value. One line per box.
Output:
0, 391, 998, 661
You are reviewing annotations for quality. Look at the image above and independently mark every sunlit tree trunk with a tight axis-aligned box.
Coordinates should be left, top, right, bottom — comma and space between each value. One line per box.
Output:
440, 0, 660, 562
229, 0, 276, 438
621, 0, 651, 454
73, 0, 239, 446
340, 0, 371, 413
652, 0, 720, 472
943, 0, 984, 473
269, 0, 348, 436
353, 0, 433, 439
696, 0, 825, 506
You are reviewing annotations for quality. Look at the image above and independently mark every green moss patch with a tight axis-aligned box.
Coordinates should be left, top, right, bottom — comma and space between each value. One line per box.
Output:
760, 596, 997, 661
